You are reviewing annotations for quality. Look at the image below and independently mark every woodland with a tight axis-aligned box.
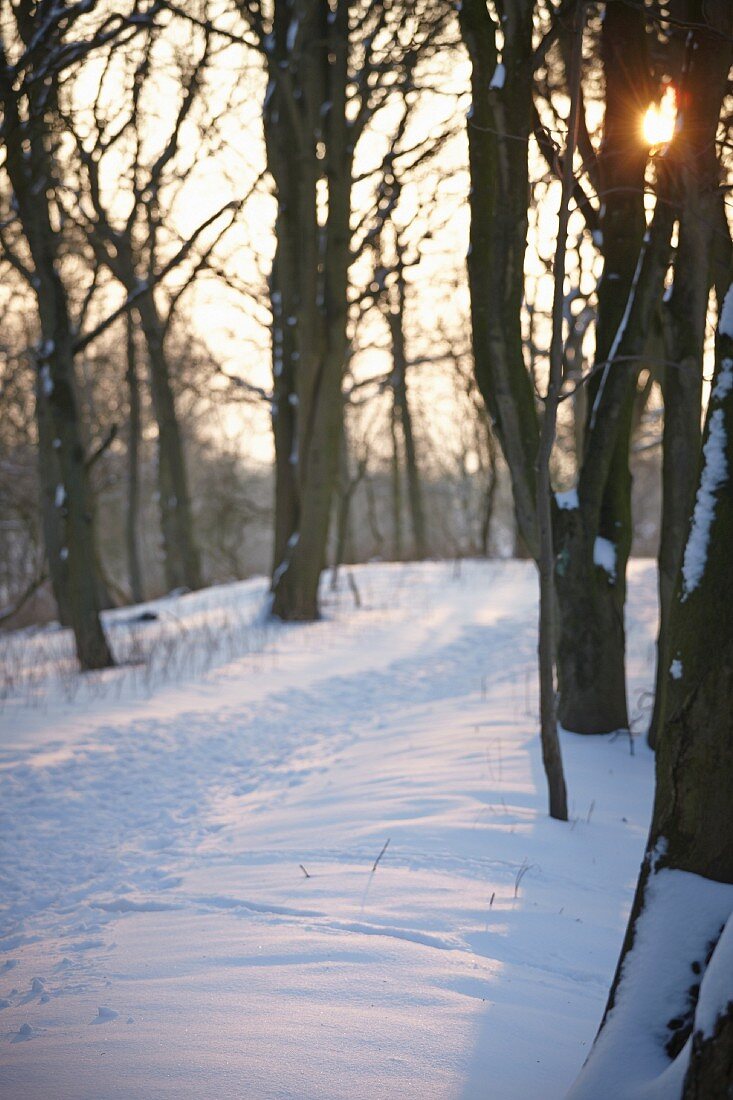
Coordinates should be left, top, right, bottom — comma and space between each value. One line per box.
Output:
0, 0, 732, 1096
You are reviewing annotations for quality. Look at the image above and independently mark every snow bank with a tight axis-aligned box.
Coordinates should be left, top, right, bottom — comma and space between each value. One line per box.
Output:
568, 868, 733, 1099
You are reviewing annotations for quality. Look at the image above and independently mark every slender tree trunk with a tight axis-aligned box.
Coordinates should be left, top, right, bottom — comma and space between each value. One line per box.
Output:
331, 419, 361, 588
480, 428, 498, 556
135, 294, 202, 594
535, 0, 584, 822
390, 402, 404, 561
126, 313, 144, 604
388, 261, 427, 560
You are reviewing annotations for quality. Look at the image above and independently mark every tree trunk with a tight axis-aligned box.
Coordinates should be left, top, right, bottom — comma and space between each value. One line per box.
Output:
0, 52, 113, 670
36, 322, 114, 670
135, 294, 202, 593
270, 0, 351, 621
126, 313, 144, 604
554, 0, 651, 734
568, 273, 733, 1099
535, 0, 584, 822
648, 22, 731, 748
459, 0, 539, 559
390, 402, 404, 560
269, 262, 300, 579
388, 261, 427, 560
36, 381, 72, 627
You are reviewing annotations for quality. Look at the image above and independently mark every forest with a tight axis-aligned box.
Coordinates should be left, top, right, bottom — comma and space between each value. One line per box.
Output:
0, 1, 732, 1097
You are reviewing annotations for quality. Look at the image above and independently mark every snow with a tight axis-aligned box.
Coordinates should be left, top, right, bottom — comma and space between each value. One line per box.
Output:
489, 63, 506, 90
555, 488, 579, 510
54, 484, 65, 509
694, 909, 733, 1039
719, 283, 733, 338
681, 408, 728, 598
40, 364, 53, 396
568, 868, 733, 1099
669, 659, 682, 681
0, 561, 661, 1098
593, 537, 617, 581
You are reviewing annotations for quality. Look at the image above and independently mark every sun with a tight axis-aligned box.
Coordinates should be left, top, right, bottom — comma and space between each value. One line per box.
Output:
642, 86, 677, 151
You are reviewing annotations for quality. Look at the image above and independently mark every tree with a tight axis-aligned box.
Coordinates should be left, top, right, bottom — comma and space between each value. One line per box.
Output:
460, 0, 673, 734
235, 0, 449, 620
646, 3, 732, 747
0, 3, 160, 668
61, 22, 246, 594
568, 277, 733, 1098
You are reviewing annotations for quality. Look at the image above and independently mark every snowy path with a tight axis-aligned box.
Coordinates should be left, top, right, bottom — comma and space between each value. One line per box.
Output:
0, 561, 658, 1099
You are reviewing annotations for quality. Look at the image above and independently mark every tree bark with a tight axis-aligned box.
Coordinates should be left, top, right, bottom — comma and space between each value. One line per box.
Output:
388, 260, 427, 560
568, 273, 733, 1098
554, 0, 652, 734
126, 313, 144, 604
0, 41, 113, 670
390, 402, 404, 560
534, 0, 583, 822
269, 0, 351, 620
135, 294, 202, 594
460, 0, 539, 560
648, 19, 731, 748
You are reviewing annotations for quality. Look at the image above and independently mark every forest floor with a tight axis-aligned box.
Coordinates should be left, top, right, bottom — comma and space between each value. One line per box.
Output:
0, 560, 659, 1100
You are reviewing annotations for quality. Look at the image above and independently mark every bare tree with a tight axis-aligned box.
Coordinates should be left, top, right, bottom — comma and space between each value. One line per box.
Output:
229, 0, 450, 619
60, 22, 248, 594
0, 3, 163, 667
459, 0, 676, 734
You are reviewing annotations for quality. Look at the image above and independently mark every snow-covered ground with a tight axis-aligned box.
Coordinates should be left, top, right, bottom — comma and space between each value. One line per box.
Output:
0, 560, 659, 1099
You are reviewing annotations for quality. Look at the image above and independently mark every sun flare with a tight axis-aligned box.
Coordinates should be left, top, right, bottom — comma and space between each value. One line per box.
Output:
643, 86, 677, 150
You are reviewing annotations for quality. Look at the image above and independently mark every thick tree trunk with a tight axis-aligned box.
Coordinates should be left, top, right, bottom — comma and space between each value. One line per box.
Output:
269, 262, 299, 579
648, 23, 731, 748
270, 0, 351, 621
459, 0, 539, 560
135, 294, 202, 594
37, 322, 114, 670
0, 53, 113, 670
569, 279, 733, 1099
554, 0, 651, 734
36, 381, 72, 627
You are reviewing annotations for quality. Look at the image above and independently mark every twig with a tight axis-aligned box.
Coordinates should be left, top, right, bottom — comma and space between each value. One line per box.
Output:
514, 858, 532, 898
299, 864, 311, 879
371, 838, 391, 873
